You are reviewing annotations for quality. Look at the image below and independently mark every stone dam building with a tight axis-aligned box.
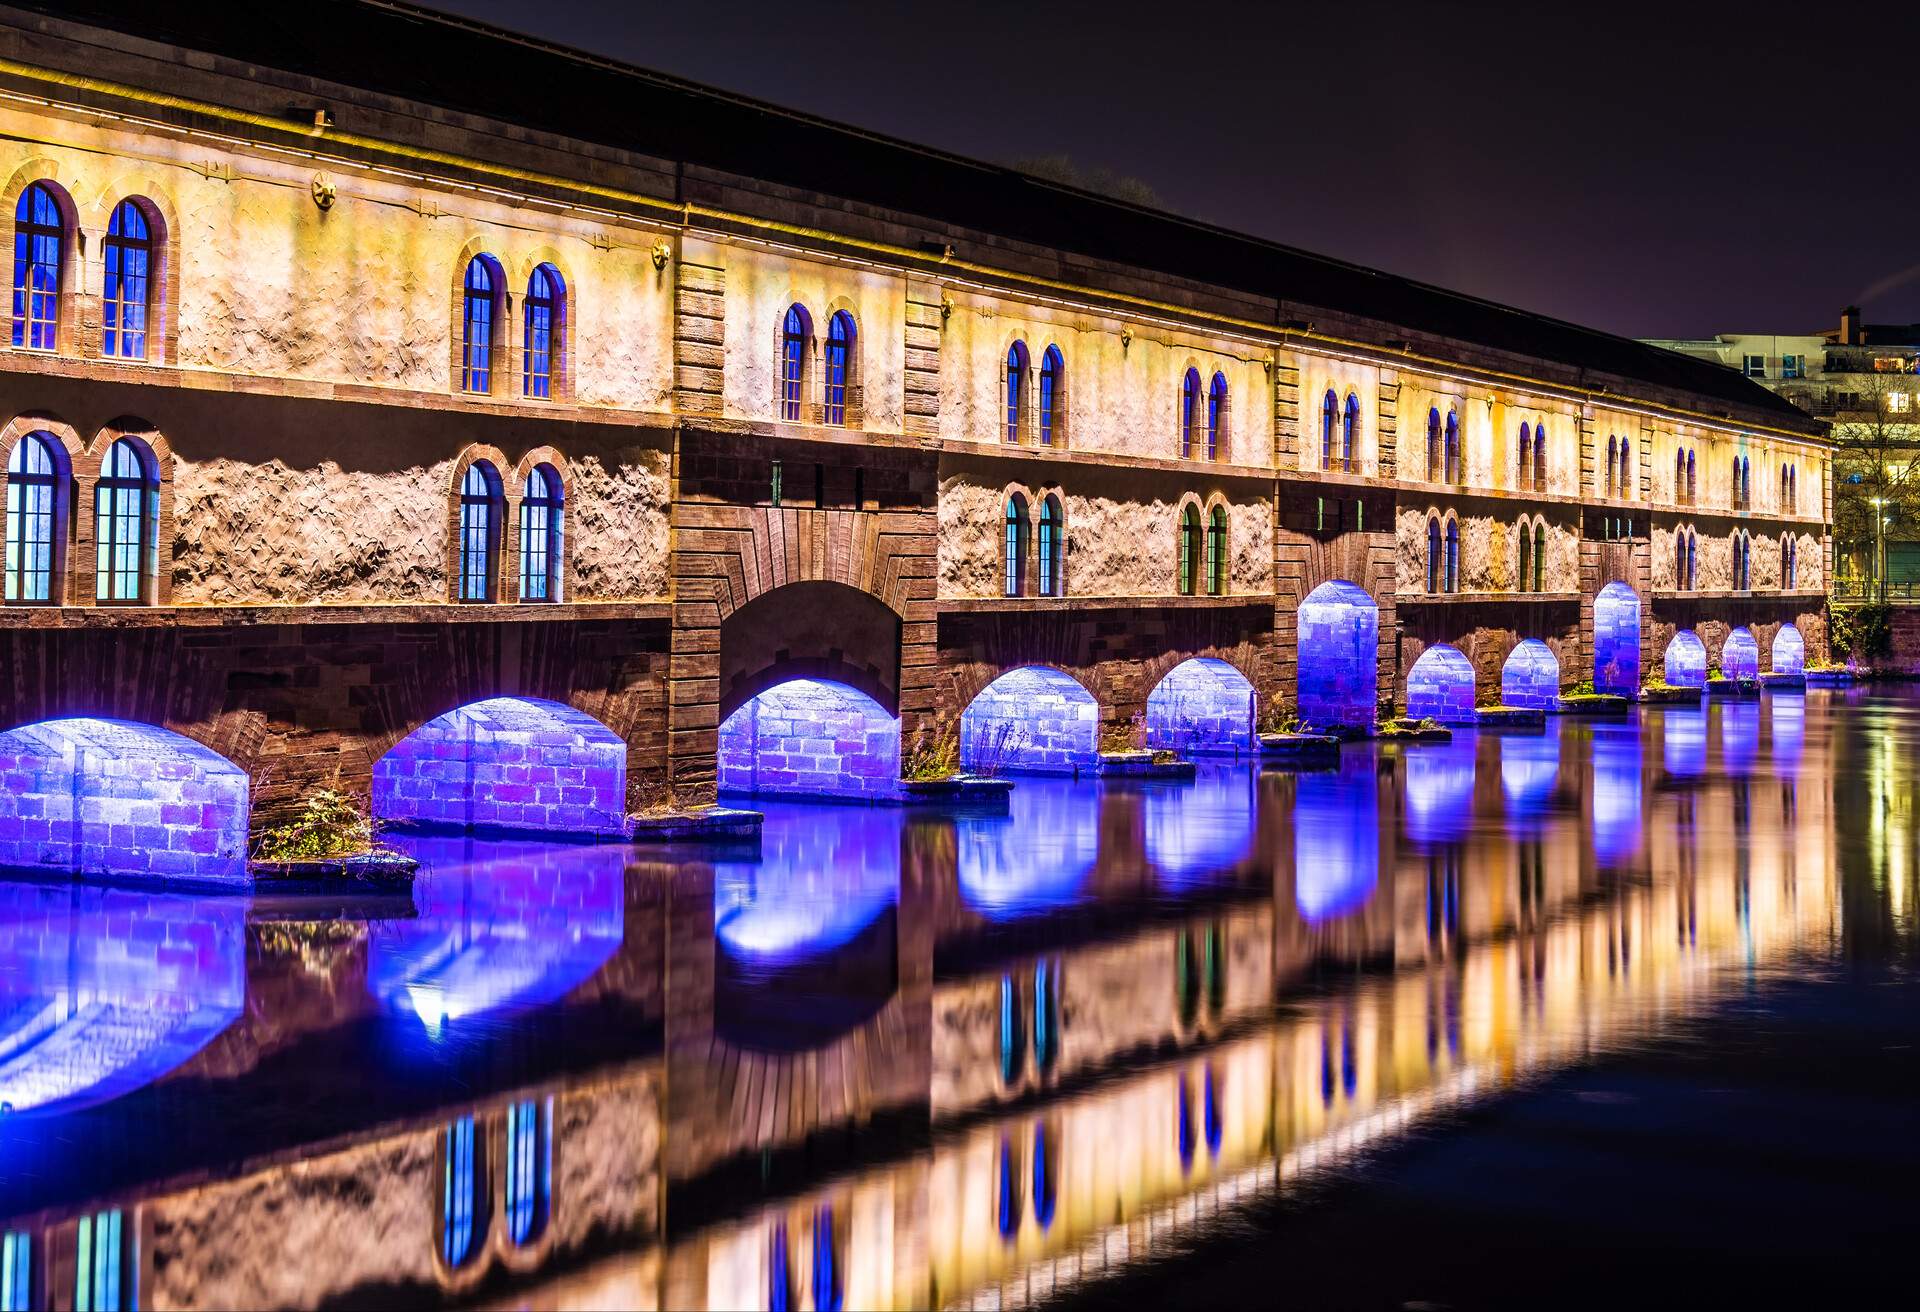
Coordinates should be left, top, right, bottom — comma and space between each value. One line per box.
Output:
0, 1, 1832, 875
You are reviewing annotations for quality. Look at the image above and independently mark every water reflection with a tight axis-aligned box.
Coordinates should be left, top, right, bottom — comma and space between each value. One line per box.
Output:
4, 691, 1916, 1310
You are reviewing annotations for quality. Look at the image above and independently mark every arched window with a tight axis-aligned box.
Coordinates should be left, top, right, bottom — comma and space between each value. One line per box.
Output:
1518, 423, 1533, 490
1617, 436, 1632, 497
1181, 368, 1201, 458
1686, 449, 1696, 502
1675, 449, 1686, 501
1605, 435, 1618, 496
1206, 505, 1227, 595
94, 438, 156, 605
1781, 462, 1791, 511
1532, 422, 1547, 491
1038, 345, 1064, 446
1674, 531, 1687, 590
1004, 494, 1029, 596
518, 464, 562, 601
438, 1115, 487, 1269
102, 199, 153, 361
458, 460, 503, 602
780, 304, 812, 422
6, 431, 59, 603
1321, 389, 1338, 469
1038, 493, 1063, 597
523, 263, 563, 399
1731, 456, 1741, 508
1444, 517, 1459, 593
1427, 408, 1441, 480
74, 1209, 132, 1312
12, 182, 62, 351
1517, 518, 1533, 593
1179, 503, 1202, 595
1445, 410, 1460, 482
1532, 522, 1545, 592
1005, 340, 1030, 443
504, 1098, 553, 1247
1783, 534, 1796, 589
1342, 393, 1359, 469
823, 310, 855, 426
1733, 532, 1748, 590
1207, 372, 1228, 461
1426, 516, 1442, 593
1686, 531, 1697, 590
460, 254, 500, 394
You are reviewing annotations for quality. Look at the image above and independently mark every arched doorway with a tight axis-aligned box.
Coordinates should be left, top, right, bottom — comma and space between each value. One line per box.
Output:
1772, 623, 1806, 675
960, 666, 1099, 774
1405, 644, 1477, 724
718, 678, 901, 802
1592, 582, 1641, 697
1500, 639, 1560, 710
1722, 627, 1760, 680
1297, 581, 1379, 731
1663, 631, 1707, 687
1145, 657, 1256, 754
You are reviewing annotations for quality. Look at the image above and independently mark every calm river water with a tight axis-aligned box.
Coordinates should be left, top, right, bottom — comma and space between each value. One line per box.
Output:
0, 689, 1915, 1309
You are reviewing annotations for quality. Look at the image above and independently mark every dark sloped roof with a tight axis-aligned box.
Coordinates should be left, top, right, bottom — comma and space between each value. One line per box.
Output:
16, 0, 1820, 432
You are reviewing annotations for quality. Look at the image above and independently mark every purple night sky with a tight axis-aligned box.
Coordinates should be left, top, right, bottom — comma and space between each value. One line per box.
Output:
433, 0, 1920, 340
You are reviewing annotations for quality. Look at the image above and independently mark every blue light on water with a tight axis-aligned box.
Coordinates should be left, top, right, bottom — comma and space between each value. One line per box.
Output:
1771, 695, 1804, 768
1500, 731, 1560, 816
1663, 708, 1707, 778
1146, 765, 1254, 887
715, 804, 900, 963
957, 778, 1097, 919
1404, 738, 1478, 844
1591, 730, 1643, 864
1721, 700, 1759, 775
1294, 763, 1379, 922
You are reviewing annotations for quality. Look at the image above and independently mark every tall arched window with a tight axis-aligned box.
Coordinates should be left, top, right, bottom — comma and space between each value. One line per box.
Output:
1426, 408, 1442, 480
1518, 519, 1533, 593
1321, 389, 1338, 469
94, 438, 156, 605
6, 431, 59, 603
458, 460, 503, 603
1686, 449, 1696, 502
1783, 534, 1796, 589
1342, 393, 1359, 469
1038, 493, 1063, 597
504, 1098, 553, 1247
781, 303, 812, 422
823, 310, 855, 427
1781, 462, 1792, 511
523, 263, 563, 399
1731, 456, 1742, 508
1605, 436, 1618, 496
1674, 531, 1687, 590
1532, 522, 1545, 592
519, 464, 562, 601
1742, 456, 1752, 506
1207, 372, 1228, 461
1426, 516, 1442, 594
1004, 494, 1029, 596
1445, 410, 1459, 482
1444, 517, 1459, 593
1532, 422, 1546, 490
1206, 505, 1227, 595
1686, 531, 1697, 590
1675, 449, 1686, 501
1180, 368, 1201, 458
1179, 504, 1202, 595
1005, 340, 1030, 444
102, 199, 152, 361
1518, 424, 1533, 489
12, 182, 63, 351
1732, 532, 1748, 590
460, 254, 501, 394
1616, 436, 1632, 497
1039, 345, 1064, 446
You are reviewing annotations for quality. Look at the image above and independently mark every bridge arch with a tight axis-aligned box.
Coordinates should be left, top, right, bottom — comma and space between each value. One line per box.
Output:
1664, 630, 1707, 687
1772, 623, 1806, 675
1405, 644, 1477, 724
1592, 582, 1640, 697
1297, 580, 1379, 731
718, 678, 901, 802
1500, 639, 1559, 710
1145, 657, 1256, 754
960, 665, 1099, 774
1722, 626, 1760, 680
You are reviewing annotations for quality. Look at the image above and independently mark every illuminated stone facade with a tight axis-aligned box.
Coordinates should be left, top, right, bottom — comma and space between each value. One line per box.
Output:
0, 3, 1832, 841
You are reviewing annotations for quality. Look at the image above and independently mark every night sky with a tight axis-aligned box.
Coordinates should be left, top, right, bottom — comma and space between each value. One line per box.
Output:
434, 0, 1919, 341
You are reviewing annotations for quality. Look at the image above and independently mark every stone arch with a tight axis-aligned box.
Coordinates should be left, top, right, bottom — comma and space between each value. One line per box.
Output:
0, 716, 251, 882
960, 665, 1100, 774
372, 695, 628, 836
718, 677, 900, 802
1772, 622, 1805, 675
1297, 580, 1379, 731
1501, 638, 1559, 710
1663, 630, 1708, 688
1722, 626, 1760, 680
1145, 656, 1257, 753
1592, 581, 1640, 697
719, 579, 902, 722
1405, 643, 1477, 724
86, 176, 183, 366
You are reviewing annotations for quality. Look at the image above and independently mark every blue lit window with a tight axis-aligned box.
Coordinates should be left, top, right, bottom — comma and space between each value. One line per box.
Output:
1177, 1074, 1197, 1171
1206, 372, 1227, 460
2, 1231, 31, 1312
1178, 503, 1201, 595
102, 199, 152, 361
811, 1205, 843, 1312
461, 254, 500, 394
1180, 367, 1200, 457
1032, 957, 1060, 1074
1004, 493, 1029, 596
1444, 410, 1459, 482
505, 1098, 552, 1246
1342, 392, 1359, 468
1532, 422, 1547, 490
1426, 408, 1441, 480
1444, 518, 1459, 593
1686, 448, 1696, 501
1031, 1122, 1057, 1230
1206, 505, 1227, 596
523, 263, 562, 399
6, 432, 59, 603
1037, 494, 1063, 597
93, 438, 156, 605
518, 464, 562, 601
459, 460, 503, 602
1320, 389, 1337, 468
1038, 345, 1064, 445
997, 1136, 1023, 1239
1006, 340, 1029, 443
1203, 1066, 1223, 1157
823, 310, 855, 426
74, 1210, 128, 1312
11, 182, 62, 351
1518, 423, 1533, 489
998, 972, 1027, 1085
1426, 516, 1442, 594
440, 1116, 485, 1268
1605, 435, 1618, 495
781, 304, 811, 422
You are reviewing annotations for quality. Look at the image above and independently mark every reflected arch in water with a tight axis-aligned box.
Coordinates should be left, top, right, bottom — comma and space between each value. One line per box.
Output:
1723, 627, 1760, 680
1293, 762, 1380, 921
0, 717, 249, 882
1592, 582, 1641, 697
957, 778, 1098, 919
1772, 694, 1804, 767
1721, 699, 1760, 775
1145, 657, 1256, 754
1590, 727, 1643, 864
373, 697, 627, 836
1146, 765, 1255, 887
1500, 730, 1559, 815
1664, 630, 1707, 688
1772, 623, 1806, 675
1404, 737, 1478, 844
1297, 580, 1379, 731
1662, 707, 1707, 778
368, 838, 626, 1029
1501, 639, 1560, 711
718, 678, 901, 802
0, 883, 244, 1115
961, 666, 1099, 775
1405, 644, 1477, 724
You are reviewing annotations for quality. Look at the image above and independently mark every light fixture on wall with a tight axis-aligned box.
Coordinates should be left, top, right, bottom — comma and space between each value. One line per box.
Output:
1121, 326, 1133, 352
310, 172, 336, 211
651, 241, 670, 271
